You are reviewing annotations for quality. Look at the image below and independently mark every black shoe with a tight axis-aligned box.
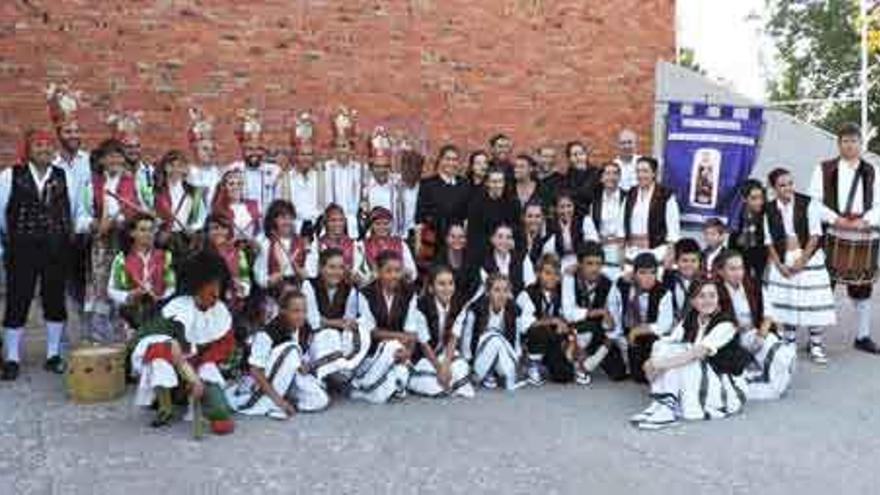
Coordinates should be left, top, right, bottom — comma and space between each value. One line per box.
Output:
44, 356, 66, 374
1, 361, 19, 381
854, 337, 880, 354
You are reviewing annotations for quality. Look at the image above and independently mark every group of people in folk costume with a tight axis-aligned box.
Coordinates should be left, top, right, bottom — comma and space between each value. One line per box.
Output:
2, 83, 877, 434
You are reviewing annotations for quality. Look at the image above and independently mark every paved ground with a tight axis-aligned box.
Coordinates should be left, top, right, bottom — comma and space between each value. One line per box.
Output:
2, 290, 880, 495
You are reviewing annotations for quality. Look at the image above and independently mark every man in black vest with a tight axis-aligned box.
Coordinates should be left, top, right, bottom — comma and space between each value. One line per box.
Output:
0, 129, 73, 380
808, 123, 880, 354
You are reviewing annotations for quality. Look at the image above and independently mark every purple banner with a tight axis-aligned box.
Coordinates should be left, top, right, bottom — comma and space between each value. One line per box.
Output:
661, 102, 764, 226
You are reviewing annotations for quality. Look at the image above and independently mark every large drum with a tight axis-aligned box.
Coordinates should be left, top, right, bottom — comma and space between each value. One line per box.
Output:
825, 224, 880, 285
66, 345, 126, 403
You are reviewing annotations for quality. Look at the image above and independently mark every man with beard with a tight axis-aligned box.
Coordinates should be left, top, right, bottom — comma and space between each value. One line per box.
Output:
613, 128, 641, 192
323, 106, 366, 236
227, 108, 279, 215
534, 144, 557, 181
109, 110, 155, 210
276, 111, 323, 235
0, 129, 73, 380
186, 107, 222, 209
47, 84, 91, 320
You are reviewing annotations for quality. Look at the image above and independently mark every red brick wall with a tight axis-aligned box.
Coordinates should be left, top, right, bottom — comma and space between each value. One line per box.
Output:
0, 0, 674, 164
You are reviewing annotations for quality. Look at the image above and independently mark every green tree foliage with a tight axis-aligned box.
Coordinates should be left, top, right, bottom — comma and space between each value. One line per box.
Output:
768, 0, 880, 152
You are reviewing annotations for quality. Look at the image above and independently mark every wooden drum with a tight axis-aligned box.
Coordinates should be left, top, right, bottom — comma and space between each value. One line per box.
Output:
66, 345, 126, 403
825, 224, 880, 285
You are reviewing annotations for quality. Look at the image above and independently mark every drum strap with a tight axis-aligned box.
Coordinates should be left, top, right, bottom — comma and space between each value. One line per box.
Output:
843, 167, 862, 216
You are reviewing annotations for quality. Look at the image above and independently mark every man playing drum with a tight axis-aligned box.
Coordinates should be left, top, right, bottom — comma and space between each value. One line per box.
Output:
809, 123, 880, 355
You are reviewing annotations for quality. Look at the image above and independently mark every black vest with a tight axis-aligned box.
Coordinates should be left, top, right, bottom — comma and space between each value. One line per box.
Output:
470, 297, 519, 356
262, 316, 311, 352
590, 188, 625, 235
361, 281, 415, 333
414, 295, 463, 361
821, 158, 875, 215
572, 275, 613, 333
308, 278, 353, 319
682, 311, 750, 375
623, 185, 672, 248
617, 279, 667, 326
662, 270, 692, 321
483, 252, 527, 294
6, 165, 71, 242
765, 194, 810, 255
549, 217, 584, 258
524, 283, 562, 319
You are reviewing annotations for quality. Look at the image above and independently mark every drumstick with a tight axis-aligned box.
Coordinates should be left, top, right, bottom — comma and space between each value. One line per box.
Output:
105, 190, 191, 233
190, 342, 204, 440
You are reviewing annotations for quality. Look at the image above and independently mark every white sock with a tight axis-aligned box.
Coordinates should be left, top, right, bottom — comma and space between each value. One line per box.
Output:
583, 345, 609, 372
855, 299, 872, 340
4, 328, 22, 362
46, 321, 64, 359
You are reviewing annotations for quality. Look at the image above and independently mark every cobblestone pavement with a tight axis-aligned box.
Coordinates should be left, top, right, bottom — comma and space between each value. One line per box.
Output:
2, 294, 880, 495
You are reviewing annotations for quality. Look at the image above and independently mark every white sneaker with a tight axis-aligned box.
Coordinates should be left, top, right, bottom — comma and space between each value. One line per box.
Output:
629, 401, 664, 424
527, 363, 545, 386
481, 375, 498, 389
635, 403, 678, 430
809, 344, 828, 365
575, 370, 592, 386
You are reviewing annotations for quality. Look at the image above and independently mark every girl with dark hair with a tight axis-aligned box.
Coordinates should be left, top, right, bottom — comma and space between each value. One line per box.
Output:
729, 179, 768, 281
519, 200, 550, 265
414, 144, 470, 264
80, 139, 141, 342
307, 203, 356, 277
211, 168, 260, 243
763, 167, 835, 364
465, 166, 521, 267
480, 223, 535, 295
129, 250, 237, 434
541, 191, 587, 274
153, 149, 205, 259
407, 264, 475, 398
584, 161, 627, 280
631, 278, 750, 430
461, 274, 528, 391
107, 213, 175, 333
622, 156, 681, 270
253, 199, 309, 293
227, 290, 329, 419
513, 154, 539, 207
538, 141, 595, 217
353, 206, 417, 286
203, 213, 252, 320
466, 149, 490, 192
434, 222, 478, 302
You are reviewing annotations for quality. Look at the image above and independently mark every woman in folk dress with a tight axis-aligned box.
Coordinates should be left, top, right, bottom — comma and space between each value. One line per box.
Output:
631, 278, 750, 430
763, 167, 836, 364
153, 149, 205, 261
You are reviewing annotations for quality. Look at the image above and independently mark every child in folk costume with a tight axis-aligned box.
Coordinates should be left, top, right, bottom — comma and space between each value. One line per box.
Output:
306, 203, 357, 277
353, 207, 417, 286
561, 242, 629, 383
253, 200, 309, 296
620, 253, 675, 384
519, 201, 551, 265
716, 249, 796, 401
302, 247, 368, 382
518, 254, 577, 385
203, 213, 254, 351
212, 167, 261, 244
542, 191, 587, 274
461, 274, 531, 391
79, 139, 141, 342
129, 251, 237, 433
227, 291, 329, 418
407, 265, 476, 398
764, 168, 836, 364
701, 218, 727, 274
662, 238, 702, 321
434, 223, 480, 303
107, 213, 176, 332
729, 179, 768, 282
351, 250, 419, 403
154, 149, 205, 260
480, 223, 536, 295
583, 161, 627, 280
631, 278, 751, 430
323, 106, 366, 236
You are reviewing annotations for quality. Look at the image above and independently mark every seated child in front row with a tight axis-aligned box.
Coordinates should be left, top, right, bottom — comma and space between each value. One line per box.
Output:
701, 218, 727, 275
631, 278, 750, 430
620, 253, 674, 384
663, 238, 702, 321
129, 251, 236, 434
227, 290, 330, 419
462, 273, 530, 391
407, 265, 476, 398
715, 249, 795, 401
518, 253, 578, 386
351, 250, 419, 404
561, 242, 629, 383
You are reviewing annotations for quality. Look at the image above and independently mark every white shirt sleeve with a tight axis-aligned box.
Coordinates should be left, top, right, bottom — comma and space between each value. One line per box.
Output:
522, 257, 536, 287
561, 274, 587, 323
516, 291, 537, 332
357, 291, 377, 334
606, 285, 623, 337
866, 164, 880, 226
0, 169, 12, 236
406, 304, 431, 344
763, 214, 773, 247
252, 236, 271, 288
344, 289, 359, 320
699, 321, 737, 355
401, 243, 417, 282
665, 195, 681, 243
74, 181, 94, 234
247, 332, 273, 369
649, 292, 674, 336
541, 235, 556, 256
402, 296, 422, 339
302, 282, 322, 329
460, 309, 476, 361
303, 239, 319, 279
808, 165, 839, 224
807, 198, 824, 236
582, 216, 599, 242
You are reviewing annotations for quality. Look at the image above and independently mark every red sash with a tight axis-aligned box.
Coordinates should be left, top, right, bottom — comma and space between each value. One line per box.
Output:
267, 235, 306, 277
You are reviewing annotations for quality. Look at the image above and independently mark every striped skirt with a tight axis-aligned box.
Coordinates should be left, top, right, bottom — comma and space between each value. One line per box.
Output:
764, 249, 836, 327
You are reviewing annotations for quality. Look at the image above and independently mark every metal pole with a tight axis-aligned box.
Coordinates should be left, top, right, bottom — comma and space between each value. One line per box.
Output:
861, 0, 869, 150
